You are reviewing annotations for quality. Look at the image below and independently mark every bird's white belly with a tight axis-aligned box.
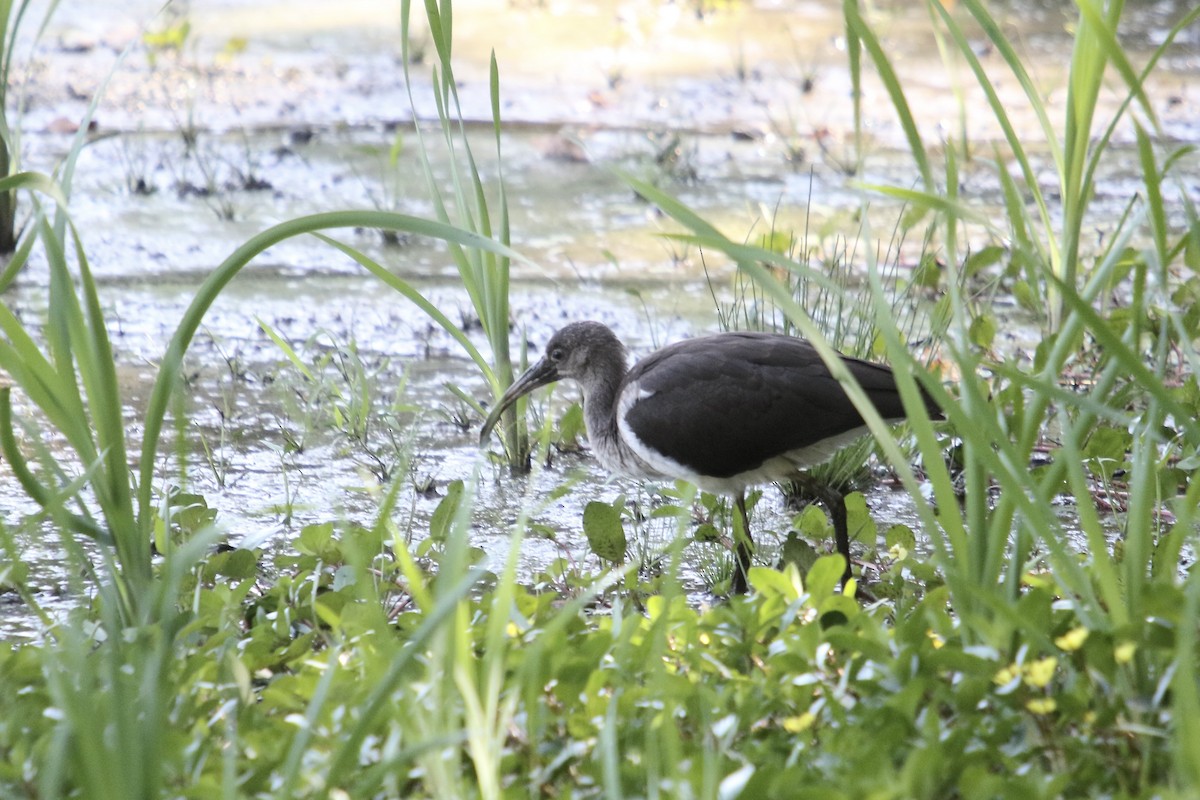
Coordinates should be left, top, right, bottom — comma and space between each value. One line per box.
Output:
618, 423, 870, 493
585, 385, 873, 493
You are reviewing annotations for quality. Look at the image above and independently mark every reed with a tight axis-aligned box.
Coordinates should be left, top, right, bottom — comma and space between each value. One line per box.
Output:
398, 0, 533, 471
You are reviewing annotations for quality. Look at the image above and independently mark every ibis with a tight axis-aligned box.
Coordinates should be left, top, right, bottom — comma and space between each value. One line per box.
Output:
480, 321, 938, 594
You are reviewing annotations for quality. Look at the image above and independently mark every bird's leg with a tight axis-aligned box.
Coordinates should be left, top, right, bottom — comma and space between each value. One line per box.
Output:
794, 476, 853, 587
814, 486, 877, 600
731, 491, 753, 594
820, 489, 852, 585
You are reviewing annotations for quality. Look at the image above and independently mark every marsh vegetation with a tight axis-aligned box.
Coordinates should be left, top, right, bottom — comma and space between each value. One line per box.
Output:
1, 0, 1199, 796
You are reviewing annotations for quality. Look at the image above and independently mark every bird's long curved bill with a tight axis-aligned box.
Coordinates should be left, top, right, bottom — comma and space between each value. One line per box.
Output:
478, 357, 559, 444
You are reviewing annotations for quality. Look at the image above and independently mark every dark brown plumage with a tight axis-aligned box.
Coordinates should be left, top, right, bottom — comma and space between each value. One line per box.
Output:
624, 332, 913, 481
481, 321, 938, 594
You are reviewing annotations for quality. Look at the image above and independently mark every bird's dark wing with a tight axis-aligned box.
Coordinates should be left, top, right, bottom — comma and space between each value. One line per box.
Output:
621, 332, 915, 479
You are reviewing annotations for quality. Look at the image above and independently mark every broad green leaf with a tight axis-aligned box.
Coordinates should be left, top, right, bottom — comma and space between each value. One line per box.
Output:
297, 522, 336, 559
794, 503, 831, 540
781, 532, 819, 574
582, 501, 627, 564
429, 479, 465, 542
845, 492, 876, 545
885, 524, 917, 552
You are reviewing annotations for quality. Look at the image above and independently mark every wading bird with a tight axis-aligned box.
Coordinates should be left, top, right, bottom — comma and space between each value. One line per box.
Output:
480, 321, 939, 594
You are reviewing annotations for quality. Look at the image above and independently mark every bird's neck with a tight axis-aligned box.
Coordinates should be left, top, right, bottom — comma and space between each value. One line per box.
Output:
581, 364, 623, 445
580, 355, 653, 478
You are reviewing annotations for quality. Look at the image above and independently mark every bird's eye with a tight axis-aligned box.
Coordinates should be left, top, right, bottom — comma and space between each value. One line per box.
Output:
549, 347, 564, 362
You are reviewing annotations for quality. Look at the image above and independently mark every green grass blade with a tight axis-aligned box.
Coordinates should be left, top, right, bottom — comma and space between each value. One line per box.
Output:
843, 1, 932, 189
255, 317, 318, 383
137, 210, 526, 525
950, 0, 1062, 173
311, 234, 497, 388
323, 566, 490, 787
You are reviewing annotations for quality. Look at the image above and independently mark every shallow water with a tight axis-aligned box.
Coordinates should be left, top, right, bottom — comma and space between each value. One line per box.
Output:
1, 0, 1196, 635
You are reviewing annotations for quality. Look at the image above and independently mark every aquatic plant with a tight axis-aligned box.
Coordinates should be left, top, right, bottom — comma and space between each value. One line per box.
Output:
0, 0, 62, 255
597, 2, 1200, 786
0, 202, 520, 626
845, 0, 1200, 331
841, 0, 1200, 613
846, 0, 1200, 783
398, 0, 533, 472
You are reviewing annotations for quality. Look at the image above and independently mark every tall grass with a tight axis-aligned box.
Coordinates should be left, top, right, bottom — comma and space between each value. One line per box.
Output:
621, 1, 1200, 784
0, 195, 532, 800
844, 0, 1200, 780
0, 0, 62, 255
0, 3, 537, 776
399, 0, 532, 471
0, 0, 538, 789
845, 0, 1200, 604
0, 202, 522, 626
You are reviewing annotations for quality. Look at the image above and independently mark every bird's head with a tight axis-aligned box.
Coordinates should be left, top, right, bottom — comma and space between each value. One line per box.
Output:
479, 321, 626, 443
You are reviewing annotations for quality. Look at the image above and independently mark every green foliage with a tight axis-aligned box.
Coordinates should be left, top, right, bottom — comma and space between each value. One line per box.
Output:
843, 491, 876, 545
0, 200, 145, 618
399, 0, 533, 471
428, 479, 466, 542
847, 0, 1200, 332
0, 0, 65, 256
0, 201, 519, 625
258, 322, 413, 482
153, 488, 218, 555
2, 531, 1192, 798
2, 1, 1199, 797
141, 17, 191, 60
845, 2, 1200, 790
603, 2, 1200, 792
583, 499, 628, 565
555, 402, 587, 451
